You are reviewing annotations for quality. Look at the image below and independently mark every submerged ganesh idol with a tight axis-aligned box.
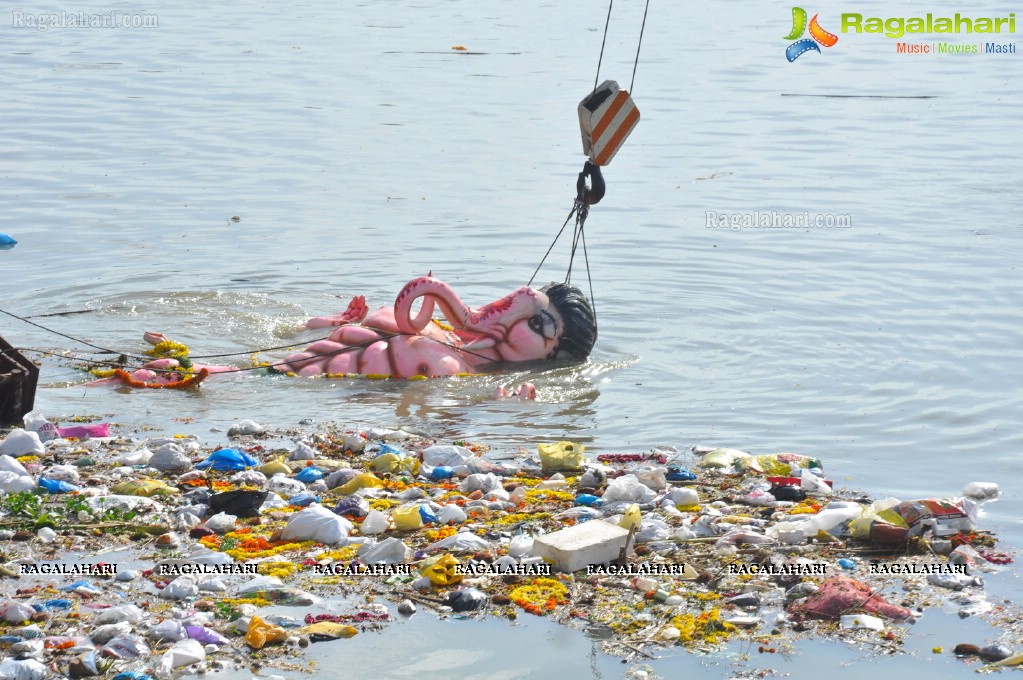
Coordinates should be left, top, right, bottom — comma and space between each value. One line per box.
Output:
275, 276, 597, 378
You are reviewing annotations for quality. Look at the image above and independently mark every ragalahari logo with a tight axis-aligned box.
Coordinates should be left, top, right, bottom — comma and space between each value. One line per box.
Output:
785, 7, 839, 61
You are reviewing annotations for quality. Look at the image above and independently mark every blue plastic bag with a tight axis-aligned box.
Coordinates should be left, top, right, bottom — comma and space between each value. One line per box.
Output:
575, 494, 603, 507
419, 505, 439, 524
195, 448, 259, 471
38, 477, 80, 493
293, 466, 324, 483
59, 580, 101, 594
289, 493, 320, 507
0, 233, 15, 250
666, 466, 697, 482
429, 466, 455, 481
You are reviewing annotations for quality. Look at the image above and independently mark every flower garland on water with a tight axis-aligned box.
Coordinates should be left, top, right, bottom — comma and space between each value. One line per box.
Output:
667, 607, 737, 645
145, 340, 190, 360
509, 578, 569, 616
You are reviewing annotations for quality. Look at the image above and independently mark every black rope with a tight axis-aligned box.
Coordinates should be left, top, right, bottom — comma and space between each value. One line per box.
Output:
526, 204, 577, 288
592, 0, 614, 93
0, 307, 143, 359
630, 0, 652, 93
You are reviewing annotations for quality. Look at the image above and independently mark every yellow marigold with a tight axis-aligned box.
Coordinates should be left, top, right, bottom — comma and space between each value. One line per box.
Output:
524, 489, 575, 503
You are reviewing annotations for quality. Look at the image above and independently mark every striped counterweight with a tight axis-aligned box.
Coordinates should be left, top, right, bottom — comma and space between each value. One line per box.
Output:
577, 80, 640, 166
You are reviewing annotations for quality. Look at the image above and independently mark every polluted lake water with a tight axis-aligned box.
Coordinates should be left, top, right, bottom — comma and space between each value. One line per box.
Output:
0, 414, 1019, 679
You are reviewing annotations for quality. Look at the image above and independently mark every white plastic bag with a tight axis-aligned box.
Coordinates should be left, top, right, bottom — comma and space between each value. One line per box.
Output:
115, 447, 152, 465
422, 445, 474, 467
459, 472, 501, 494
149, 443, 192, 472
358, 537, 409, 564
289, 442, 317, 461
279, 504, 352, 544
157, 639, 206, 678
508, 534, 534, 557
436, 504, 467, 525
360, 509, 390, 535
0, 658, 48, 680
93, 604, 144, 625
23, 412, 58, 442
159, 576, 199, 600
0, 429, 43, 457
0, 472, 35, 494
0, 601, 36, 624
203, 512, 237, 535
43, 464, 80, 483
91, 621, 133, 644
149, 619, 188, 642
268, 473, 305, 497
634, 466, 667, 491
603, 474, 656, 504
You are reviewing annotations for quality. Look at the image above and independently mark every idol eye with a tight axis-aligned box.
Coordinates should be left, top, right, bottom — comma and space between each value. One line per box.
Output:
528, 311, 555, 338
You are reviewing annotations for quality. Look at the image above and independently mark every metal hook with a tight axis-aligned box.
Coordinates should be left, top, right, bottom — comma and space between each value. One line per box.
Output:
576, 161, 605, 206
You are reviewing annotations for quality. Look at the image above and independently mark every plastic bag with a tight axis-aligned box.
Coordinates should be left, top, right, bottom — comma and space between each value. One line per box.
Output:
267, 474, 306, 497
422, 445, 474, 467
102, 634, 151, 659
696, 447, 751, 469
538, 441, 585, 472
93, 605, 144, 625
741, 453, 823, 476
157, 639, 205, 677
358, 537, 408, 564
788, 575, 911, 620
43, 464, 79, 483
148, 444, 192, 472
633, 466, 667, 491
203, 512, 237, 535
229, 470, 266, 486
244, 615, 288, 649
114, 447, 152, 465
148, 620, 187, 642
297, 621, 357, 641
0, 429, 44, 457
425, 531, 491, 553
618, 503, 642, 531
459, 473, 502, 494
208, 489, 268, 518
159, 577, 199, 600
0, 601, 36, 624
421, 554, 463, 586
56, 422, 110, 439
360, 510, 390, 535
391, 504, 424, 530
195, 448, 258, 472
91, 621, 133, 644
293, 466, 324, 483
260, 459, 292, 477
333, 497, 370, 519
0, 658, 48, 680
23, 411, 58, 442
853, 497, 976, 539
185, 625, 229, 645
436, 504, 467, 525
0, 472, 37, 494
289, 442, 317, 461
336, 472, 384, 496
444, 588, 488, 612
0, 455, 29, 476
603, 474, 656, 504
280, 505, 352, 544
110, 479, 178, 497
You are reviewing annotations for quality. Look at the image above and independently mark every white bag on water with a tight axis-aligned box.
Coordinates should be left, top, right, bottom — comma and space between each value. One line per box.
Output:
0, 430, 43, 457
279, 504, 352, 544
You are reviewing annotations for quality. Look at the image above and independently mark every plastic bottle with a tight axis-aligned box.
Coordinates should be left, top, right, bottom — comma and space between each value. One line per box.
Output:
631, 576, 657, 592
